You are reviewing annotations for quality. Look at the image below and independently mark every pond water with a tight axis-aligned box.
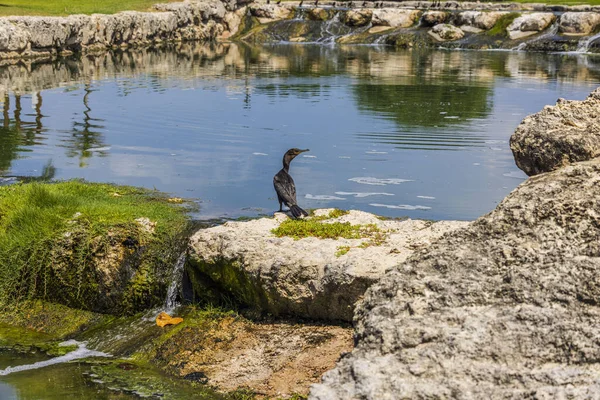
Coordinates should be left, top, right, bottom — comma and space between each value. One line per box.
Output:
0, 43, 599, 220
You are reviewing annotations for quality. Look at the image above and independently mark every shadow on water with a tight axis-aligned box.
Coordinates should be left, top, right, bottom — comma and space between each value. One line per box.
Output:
0, 42, 598, 220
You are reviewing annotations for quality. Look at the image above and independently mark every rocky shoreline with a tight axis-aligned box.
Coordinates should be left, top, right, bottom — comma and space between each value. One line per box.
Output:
0, 0, 600, 59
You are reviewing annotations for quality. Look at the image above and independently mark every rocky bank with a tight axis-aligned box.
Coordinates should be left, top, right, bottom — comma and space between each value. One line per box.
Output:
0, 0, 249, 59
309, 89, 600, 398
1, 0, 600, 58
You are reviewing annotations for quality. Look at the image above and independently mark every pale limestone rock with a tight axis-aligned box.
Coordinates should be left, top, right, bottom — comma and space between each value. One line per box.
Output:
371, 9, 421, 28
249, 4, 293, 24
510, 88, 600, 176
428, 23, 464, 41
311, 153, 600, 399
343, 9, 373, 27
507, 12, 555, 40
559, 12, 600, 36
188, 209, 467, 321
421, 10, 449, 26
456, 10, 508, 31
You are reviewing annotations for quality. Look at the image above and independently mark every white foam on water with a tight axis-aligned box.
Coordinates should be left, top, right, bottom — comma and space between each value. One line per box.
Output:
335, 192, 394, 198
253, 152, 268, 156
0, 341, 110, 376
502, 171, 527, 180
87, 147, 111, 152
338, 156, 351, 159
305, 194, 346, 200
417, 196, 435, 200
369, 203, 431, 210
365, 151, 388, 154
302, 155, 317, 158
349, 177, 413, 186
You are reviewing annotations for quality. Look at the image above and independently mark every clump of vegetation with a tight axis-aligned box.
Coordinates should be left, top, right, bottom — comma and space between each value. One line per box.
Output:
335, 246, 351, 257
0, 181, 190, 314
272, 209, 383, 241
487, 13, 521, 37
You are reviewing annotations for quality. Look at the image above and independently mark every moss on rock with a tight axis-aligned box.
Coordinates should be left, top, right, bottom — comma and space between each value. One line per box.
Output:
0, 181, 190, 315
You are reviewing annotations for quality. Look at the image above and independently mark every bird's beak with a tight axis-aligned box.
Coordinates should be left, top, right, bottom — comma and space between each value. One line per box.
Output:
300, 149, 310, 153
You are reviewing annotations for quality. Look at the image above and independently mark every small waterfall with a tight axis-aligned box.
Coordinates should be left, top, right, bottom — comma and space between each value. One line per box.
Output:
164, 252, 186, 313
511, 21, 559, 52
576, 32, 600, 53
317, 12, 344, 43
0, 341, 110, 376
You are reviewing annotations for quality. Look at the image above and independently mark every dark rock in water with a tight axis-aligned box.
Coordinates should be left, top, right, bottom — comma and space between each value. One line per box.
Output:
311, 155, 600, 399
510, 88, 600, 176
184, 371, 209, 384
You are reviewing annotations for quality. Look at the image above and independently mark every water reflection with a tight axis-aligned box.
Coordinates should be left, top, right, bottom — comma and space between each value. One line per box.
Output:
62, 84, 107, 167
0, 43, 597, 220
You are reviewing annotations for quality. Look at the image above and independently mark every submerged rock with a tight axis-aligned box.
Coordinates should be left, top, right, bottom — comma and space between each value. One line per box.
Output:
559, 11, 600, 35
510, 88, 600, 176
310, 155, 600, 399
428, 23, 464, 41
506, 12, 556, 39
188, 209, 467, 321
371, 9, 421, 28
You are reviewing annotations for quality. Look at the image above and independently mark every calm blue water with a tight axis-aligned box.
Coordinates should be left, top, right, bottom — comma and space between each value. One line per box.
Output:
1, 43, 598, 220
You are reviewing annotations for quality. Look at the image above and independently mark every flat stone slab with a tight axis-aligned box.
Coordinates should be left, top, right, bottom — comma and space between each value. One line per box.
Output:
188, 209, 468, 322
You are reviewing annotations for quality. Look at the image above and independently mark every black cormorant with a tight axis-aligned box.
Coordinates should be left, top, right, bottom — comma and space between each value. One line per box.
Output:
273, 148, 309, 218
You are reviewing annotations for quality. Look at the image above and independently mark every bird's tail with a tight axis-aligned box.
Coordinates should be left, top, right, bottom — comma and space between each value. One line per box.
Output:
290, 204, 309, 218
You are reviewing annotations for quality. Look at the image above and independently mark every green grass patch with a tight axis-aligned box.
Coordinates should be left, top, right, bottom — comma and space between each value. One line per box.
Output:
0, 0, 181, 16
335, 246, 351, 257
0, 181, 190, 314
272, 219, 381, 240
487, 12, 521, 37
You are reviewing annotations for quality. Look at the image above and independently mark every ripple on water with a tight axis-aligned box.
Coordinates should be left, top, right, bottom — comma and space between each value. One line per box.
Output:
305, 194, 346, 200
349, 177, 413, 186
369, 203, 432, 210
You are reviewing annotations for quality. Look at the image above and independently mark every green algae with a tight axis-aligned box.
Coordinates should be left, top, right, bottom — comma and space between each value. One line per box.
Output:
0, 181, 190, 315
487, 12, 521, 37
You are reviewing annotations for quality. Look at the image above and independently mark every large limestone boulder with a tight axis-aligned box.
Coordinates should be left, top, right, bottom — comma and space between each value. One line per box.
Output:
506, 12, 556, 39
510, 88, 600, 176
371, 9, 421, 28
249, 4, 293, 24
0, 19, 30, 53
559, 11, 600, 36
428, 23, 464, 41
188, 209, 467, 322
343, 10, 373, 27
455, 11, 507, 32
421, 10, 449, 26
310, 156, 600, 399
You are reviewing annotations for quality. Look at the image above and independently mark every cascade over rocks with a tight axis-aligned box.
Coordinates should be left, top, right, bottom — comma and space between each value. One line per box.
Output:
188, 210, 467, 322
510, 87, 600, 176
309, 88, 600, 399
